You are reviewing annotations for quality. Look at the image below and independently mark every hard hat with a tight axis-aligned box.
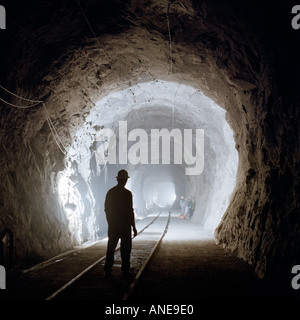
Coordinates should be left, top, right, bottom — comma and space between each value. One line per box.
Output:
116, 169, 130, 179
181, 196, 184, 199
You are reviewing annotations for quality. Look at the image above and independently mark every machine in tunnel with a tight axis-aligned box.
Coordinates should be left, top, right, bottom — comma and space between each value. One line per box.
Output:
56, 80, 238, 242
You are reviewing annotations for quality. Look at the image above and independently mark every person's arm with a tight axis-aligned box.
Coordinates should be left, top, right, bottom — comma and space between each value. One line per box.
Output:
132, 214, 137, 238
129, 192, 137, 237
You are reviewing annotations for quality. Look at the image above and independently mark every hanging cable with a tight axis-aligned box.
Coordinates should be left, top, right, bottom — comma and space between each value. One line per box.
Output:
77, 0, 114, 67
0, 84, 68, 155
0, 85, 43, 104
43, 103, 68, 155
166, 2, 173, 75
166, 1, 176, 128
0, 97, 42, 109
0, 85, 43, 109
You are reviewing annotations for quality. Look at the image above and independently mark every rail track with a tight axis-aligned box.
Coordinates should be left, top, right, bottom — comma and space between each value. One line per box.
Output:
1, 210, 171, 300
0, 210, 170, 300
42, 210, 170, 300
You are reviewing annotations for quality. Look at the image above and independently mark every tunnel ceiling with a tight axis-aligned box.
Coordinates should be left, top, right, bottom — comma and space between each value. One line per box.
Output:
0, 0, 299, 280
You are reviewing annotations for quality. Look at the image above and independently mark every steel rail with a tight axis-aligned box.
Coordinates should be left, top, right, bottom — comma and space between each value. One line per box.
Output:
122, 211, 171, 300
45, 210, 163, 300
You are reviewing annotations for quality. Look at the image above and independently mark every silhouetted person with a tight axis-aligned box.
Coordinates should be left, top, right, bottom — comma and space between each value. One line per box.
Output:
104, 169, 137, 279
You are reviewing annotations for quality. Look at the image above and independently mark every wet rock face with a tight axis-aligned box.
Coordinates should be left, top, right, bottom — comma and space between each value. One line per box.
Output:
0, 0, 299, 278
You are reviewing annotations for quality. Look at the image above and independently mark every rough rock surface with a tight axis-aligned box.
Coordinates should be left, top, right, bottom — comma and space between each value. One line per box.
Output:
0, 0, 299, 281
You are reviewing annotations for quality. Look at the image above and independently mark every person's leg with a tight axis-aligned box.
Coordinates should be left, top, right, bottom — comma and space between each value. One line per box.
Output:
190, 209, 194, 219
120, 233, 132, 275
104, 233, 119, 275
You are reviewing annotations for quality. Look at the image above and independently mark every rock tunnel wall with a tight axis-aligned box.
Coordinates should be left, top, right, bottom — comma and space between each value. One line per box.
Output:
0, 0, 299, 279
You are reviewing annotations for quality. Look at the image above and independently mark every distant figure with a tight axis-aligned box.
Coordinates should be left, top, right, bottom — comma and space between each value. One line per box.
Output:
179, 196, 185, 219
186, 198, 194, 219
104, 169, 137, 279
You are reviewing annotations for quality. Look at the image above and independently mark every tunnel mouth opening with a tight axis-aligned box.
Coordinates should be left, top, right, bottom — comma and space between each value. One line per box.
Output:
56, 79, 238, 244
0, 0, 297, 283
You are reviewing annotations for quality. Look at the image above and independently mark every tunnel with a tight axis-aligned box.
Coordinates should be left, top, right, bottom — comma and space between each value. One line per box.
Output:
0, 0, 299, 288
57, 79, 237, 243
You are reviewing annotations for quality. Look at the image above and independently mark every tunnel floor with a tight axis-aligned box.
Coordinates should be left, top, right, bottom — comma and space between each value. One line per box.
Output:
130, 212, 299, 301
2, 212, 299, 300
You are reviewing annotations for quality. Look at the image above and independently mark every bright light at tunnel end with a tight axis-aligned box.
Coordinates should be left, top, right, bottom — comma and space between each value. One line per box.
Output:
151, 182, 177, 208
57, 80, 238, 241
